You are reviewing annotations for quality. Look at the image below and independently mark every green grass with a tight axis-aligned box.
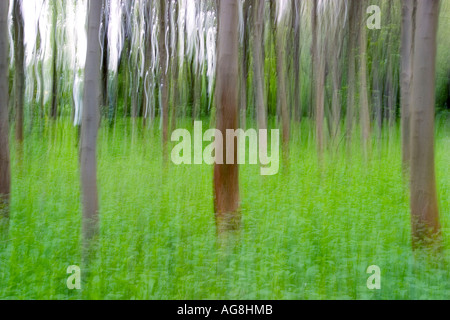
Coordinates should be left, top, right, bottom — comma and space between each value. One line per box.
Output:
0, 117, 449, 300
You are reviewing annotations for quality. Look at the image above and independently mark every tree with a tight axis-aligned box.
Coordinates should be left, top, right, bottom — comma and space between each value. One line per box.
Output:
101, 0, 110, 113
346, 0, 357, 146
13, 0, 24, 143
276, 1, 290, 160
214, 0, 240, 235
358, 0, 371, 155
159, 0, 169, 162
0, 0, 11, 218
252, 0, 267, 152
329, 0, 345, 142
239, 0, 251, 129
312, 0, 325, 157
292, 0, 302, 123
400, 0, 416, 172
410, 0, 441, 247
81, 0, 102, 254
50, 0, 59, 119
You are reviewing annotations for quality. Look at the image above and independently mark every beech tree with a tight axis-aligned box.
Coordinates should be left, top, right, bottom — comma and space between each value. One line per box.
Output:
410, 0, 441, 247
214, 0, 240, 235
81, 0, 102, 252
13, 0, 25, 143
400, 0, 416, 172
0, 0, 10, 219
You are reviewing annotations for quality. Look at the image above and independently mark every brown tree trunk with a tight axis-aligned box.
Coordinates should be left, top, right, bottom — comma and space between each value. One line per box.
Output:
214, 0, 240, 235
13, 0, 24, 143
410, 0, 441, 248
0, 0, 11, 218
81, 0, 102, 254
276, 8, 290, 160
401, 0, 416, 172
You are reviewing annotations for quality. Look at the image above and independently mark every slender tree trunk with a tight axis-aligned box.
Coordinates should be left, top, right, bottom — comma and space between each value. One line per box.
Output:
81, 0, 102, 254
410, 0, 441, 248
331, 34, 342, 142
214, 0, 240, 235
346, 0, 356, 146
143, 0, 153, 127
276, 9, 290, 160
159, 0, 169, 162
253, 0, 267, 132
312, 0, 325, 157
252, 0, 268, 163
0, 0, 11, 218
358, 1, 370, 155
170, 0, 179, 132
50, 0, 58, 119
401, 0, 416, 172
102, 0, 109, 112
293, 0, 302, 123
239, 0, 251, 129
13, 0, 24, 143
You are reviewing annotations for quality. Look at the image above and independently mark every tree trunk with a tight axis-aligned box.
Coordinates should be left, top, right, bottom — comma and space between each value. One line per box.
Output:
50, 0, 59, 119
81, 0, 102, 254
159, 0, 169, 163
253, 0, 267, 132
276, 7, 290, 160
293, 0, 302, 123
400, 0, 416, 172
346, 0, 356, 146
239, 0, 251, 129
214, 0, 240, 235
170, 0, 179, 132
0, 0, 11, 218
101, 0, 109, 112
13, 0, 24, 143
410, 0, 441, 248
358, 0, 370, 155
312, 0, 324, 157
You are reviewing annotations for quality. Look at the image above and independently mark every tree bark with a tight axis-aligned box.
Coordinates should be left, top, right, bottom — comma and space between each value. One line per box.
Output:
410, 0, 441, 247
0, 0, 11, 218
214, 0, 240, 235
50, 0, 59, 119
346, 0, 357, 147
401, 0, 416, 172
101, 0, 110, 113
239, 0, 251, 129
13, 0, 24, 143
312, 0, 324, 157
276, 7, 290, 160
253, 0, 267, 132
159, 0, 169, 163
358, 0, 370, 155
293, 0, 302, 123
81, 0, 102, 253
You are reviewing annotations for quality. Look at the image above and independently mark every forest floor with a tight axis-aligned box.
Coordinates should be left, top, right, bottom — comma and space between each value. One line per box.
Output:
0, 117, 449, 299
